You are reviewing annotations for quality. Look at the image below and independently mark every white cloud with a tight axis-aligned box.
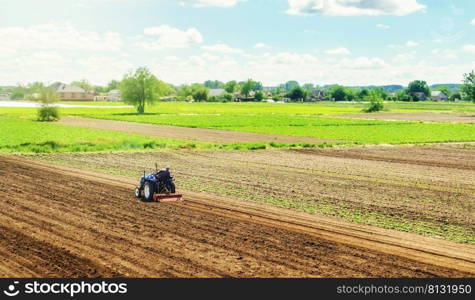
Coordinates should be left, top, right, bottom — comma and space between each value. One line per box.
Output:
324, 47, 351, 55
151, 51, 402, 86
462, 44, 475, 54
0, 24, 123, 52
0, 46, 15, 58
0, 23, 134, 85
471, 18, 475, 25
254, 43, 269, 49
376, 24, 390, 29
338, 57, 389, 69
287, 0, 426, 16
392, 51, 416, 64
201, 43, 243, 54
138, 25, 203, 50
432, 49, 458, 59
179, 0, 240, 7
0, 52, 133, 85
388, 41, 419, 49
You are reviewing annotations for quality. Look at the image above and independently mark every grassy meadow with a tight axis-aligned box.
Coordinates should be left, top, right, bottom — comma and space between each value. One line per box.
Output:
1, 101, 475, 153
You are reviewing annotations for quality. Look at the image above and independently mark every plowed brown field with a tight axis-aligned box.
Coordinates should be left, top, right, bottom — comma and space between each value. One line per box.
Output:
0, 156, 474, 278
34, 144, 475, 244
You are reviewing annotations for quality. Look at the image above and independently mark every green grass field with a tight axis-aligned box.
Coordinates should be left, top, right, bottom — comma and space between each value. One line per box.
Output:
6, 100, 475, 117
1, 101, 475, 153
74, 113, 475, 144
0, 117, 329, 153
0, 117, 204, 153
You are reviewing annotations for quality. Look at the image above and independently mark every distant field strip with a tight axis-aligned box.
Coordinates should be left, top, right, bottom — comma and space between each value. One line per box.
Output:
2, 101, 475, 147
79, 113, 475, 144
58, 116, 337, 144
0, 117, 330, 153
337, 112, 475, 123
0, 117, 207, 153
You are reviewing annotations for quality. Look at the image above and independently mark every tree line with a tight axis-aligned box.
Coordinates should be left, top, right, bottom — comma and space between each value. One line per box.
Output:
2, 68, 474, 114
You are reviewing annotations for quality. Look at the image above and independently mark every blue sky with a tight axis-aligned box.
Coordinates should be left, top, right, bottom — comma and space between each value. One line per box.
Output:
0, 0, 474, 86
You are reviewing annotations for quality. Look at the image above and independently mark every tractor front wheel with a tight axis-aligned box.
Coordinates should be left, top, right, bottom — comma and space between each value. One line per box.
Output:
134, 187, 142, 199
143, 182, 155, 202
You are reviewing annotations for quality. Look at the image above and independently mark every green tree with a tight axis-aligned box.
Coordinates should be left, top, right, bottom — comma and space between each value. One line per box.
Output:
328, 85, 347, 101
107, 80, 121, 91
222, 93, 233, 102
120, 67, 172, 114
461, 71, 475, 102
345, 88, 356, 101
395, 90, 412, 102
450, 92, 462, 101
224, 80, 238, 93
27, 82, 45, 93
204, 80, 223, 89
37, 88, 60, 122
71, 79, 92, 91
191, 84, 209, 101
288, 86, 305, 101
363, 90, 384, 112
254, 91, 265, 101
357, 89, 369, 100
10, 86, 25, 100
176, 84, 192, 100
253, 81, 263, 91
434, 85, 451, 98
407, 80, 430, 99
282, 80, 299, 92
241, 79, 256, 98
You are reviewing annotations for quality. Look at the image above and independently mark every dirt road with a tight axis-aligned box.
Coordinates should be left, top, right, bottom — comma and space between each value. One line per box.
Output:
58, 116, 332, 144
0, 156, 474, 277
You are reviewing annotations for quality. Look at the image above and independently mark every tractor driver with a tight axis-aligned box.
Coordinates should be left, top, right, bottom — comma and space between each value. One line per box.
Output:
156, 166, 173, 193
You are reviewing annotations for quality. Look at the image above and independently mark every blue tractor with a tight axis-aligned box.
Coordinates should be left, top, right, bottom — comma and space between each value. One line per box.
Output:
134, 165, 182, 202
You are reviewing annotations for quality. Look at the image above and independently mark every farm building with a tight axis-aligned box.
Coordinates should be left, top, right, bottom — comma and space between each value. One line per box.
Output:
51, 83, 95, 101
431, 91, 448, 101
107, 89, 121, 102
409, 92, 428, 101
94, 90, 121, 102
308, 90, 326, 101
0, 91, 12, 100
209, 89, 226, 97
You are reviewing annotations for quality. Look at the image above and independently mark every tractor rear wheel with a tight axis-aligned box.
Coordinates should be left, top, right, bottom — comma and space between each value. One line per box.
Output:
143, 182, 155, 202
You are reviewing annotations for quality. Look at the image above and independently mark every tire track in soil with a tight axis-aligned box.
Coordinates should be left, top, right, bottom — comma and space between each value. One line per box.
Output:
0, 225, 121, 278
0, 155, 474, 277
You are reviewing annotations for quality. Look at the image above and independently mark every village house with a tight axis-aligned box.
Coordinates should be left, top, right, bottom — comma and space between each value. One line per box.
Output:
409, 92, 428, 101
307, 90, 326, 102
0, 91, 12, 100
51, 83, 95, 101
107, 89, 121, 102
209, 89, 226, 97
94, 89, 121, 102
431, 91, 448, 102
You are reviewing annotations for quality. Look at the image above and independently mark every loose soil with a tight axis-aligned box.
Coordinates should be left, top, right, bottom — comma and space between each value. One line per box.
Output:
33, 144, 475, 243
0, 156, 474, 277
